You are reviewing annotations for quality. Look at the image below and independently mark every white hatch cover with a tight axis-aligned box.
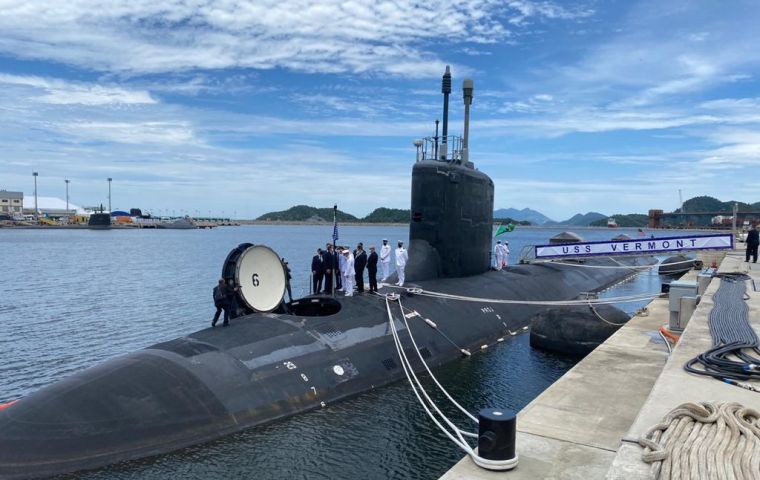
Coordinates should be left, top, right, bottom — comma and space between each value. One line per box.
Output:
235, 245, 286, 312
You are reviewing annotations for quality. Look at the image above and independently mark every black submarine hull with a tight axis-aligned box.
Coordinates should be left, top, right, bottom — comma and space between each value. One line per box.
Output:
0, 258, 651, 479
0, 67, 655, 478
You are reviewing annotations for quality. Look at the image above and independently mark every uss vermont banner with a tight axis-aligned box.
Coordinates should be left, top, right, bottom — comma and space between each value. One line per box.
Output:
534, 234, 733, 259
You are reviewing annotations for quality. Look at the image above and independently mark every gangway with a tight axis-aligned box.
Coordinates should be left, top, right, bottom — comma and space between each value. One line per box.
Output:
518, 233, 733, 265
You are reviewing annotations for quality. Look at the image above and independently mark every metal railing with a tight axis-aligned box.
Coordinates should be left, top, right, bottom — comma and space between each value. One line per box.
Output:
416, 135, 464, 163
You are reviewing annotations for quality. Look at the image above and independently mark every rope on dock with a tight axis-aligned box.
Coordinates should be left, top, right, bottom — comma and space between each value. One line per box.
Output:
638, 401, 760, 479
587, 302, 629, 326
683, 273, 760, 388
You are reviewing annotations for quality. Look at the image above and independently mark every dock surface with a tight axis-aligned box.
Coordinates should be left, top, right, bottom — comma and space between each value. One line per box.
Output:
440, 250, 760, 479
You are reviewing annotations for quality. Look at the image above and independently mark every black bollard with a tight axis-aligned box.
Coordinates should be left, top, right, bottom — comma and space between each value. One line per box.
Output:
474, 408, 518, 470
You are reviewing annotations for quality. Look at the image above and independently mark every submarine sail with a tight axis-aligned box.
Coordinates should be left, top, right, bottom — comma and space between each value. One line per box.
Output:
407, 68, 493, 281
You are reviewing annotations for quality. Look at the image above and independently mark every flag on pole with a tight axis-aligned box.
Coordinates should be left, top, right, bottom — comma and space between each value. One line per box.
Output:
495, 223, 515, 236
332, 204, 339, 243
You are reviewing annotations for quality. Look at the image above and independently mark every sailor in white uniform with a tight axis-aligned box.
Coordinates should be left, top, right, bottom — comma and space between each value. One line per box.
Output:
395, 241, 408, 286
337, 248, 347, 291
494, 240, 505, 270
503, 241, 510, 267
379, 239, 391, 282
342, 249, 355, 296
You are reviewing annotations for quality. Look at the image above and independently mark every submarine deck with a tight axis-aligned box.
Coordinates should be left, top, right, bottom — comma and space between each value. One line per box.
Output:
440, 249, 760, 479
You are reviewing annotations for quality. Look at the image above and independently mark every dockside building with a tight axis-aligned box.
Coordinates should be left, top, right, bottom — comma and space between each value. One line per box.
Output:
0, 190, 23, 216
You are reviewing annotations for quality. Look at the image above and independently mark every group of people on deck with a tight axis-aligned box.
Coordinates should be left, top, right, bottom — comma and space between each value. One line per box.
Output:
212, 234, 515, 326
311, 239, 408, 296
493, 240, 510, 270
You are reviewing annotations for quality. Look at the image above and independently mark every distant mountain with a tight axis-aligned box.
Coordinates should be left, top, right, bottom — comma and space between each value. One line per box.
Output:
257, 205, 359, 222
548, 211, 607, 226
676, 195, 757, 213
590, 214, 648, 228
257, 205, 409, 223
493, 207, 553, 225
363, 208, 409, 223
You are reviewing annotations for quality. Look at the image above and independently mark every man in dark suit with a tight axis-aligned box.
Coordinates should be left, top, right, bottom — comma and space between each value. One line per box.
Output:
367, 245, 379, 292
311, 248, 324, 294
747, 224, 759, 263
323, 243, 334, 294
354, 243, 368, 293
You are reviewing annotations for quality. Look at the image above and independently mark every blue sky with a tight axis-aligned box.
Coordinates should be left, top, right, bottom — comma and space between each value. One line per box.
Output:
1, 0, 758, 220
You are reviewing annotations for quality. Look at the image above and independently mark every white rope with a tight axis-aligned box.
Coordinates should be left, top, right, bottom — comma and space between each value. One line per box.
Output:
658, 330, 673, 354
396, 297, 478, 424
384, 285, 665, 306
542, 258, 695, 270
415, 290, 663, 306
385, 296, 519, 469
587, 303, 629, 326
395, 301, 470, 355
385, 298, 474, 451
386, 298, 476, 438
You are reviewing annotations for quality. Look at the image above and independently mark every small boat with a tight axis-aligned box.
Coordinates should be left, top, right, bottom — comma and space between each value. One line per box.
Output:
607, 218, 618, 228
158, 217, 197, 229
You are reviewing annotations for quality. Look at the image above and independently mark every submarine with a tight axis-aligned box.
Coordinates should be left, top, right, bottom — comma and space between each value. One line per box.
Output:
0, 69, 654, 479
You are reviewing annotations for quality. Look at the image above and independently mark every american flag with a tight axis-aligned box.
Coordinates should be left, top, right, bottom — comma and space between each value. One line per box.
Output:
332, 204, 339, 243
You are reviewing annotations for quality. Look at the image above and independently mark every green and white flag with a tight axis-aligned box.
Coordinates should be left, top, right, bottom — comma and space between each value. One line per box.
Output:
494, 223, 515, 236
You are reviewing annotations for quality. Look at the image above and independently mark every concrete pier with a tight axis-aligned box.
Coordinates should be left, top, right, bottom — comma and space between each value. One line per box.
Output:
440, 250, 760, 479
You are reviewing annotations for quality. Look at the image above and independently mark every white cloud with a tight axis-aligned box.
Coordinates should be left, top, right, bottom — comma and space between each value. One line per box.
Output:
0, 1, 584, 76
460, 47, 493, 56
499, 93, 555, 113
0, 74, 156, 105
55, 121, 196, 145
506, 0, 593, 26
495, 0, 760, 117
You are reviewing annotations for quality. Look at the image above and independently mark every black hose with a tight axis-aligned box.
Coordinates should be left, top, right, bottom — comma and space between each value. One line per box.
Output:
684, 274, 760, 385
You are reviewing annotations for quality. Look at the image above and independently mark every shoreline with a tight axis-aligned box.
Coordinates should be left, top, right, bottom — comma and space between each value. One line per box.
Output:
1, 220, 729, 231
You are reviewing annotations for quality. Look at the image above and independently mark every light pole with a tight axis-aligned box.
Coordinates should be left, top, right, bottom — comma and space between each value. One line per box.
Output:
65, 179, 70, 217
107, 178, 112, 213
32, 172, 38, 220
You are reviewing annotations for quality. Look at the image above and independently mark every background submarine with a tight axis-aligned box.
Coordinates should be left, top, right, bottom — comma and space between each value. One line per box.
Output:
0, 69, 651, 479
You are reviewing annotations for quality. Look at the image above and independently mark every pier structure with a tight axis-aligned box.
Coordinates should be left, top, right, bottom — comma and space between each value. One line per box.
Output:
440, 248, 760, 479
649, 208, 760, 229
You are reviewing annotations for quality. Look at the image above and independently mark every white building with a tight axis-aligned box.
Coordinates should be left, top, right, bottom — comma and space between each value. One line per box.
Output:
0, 190, 23, 215
22, 196, 86, 217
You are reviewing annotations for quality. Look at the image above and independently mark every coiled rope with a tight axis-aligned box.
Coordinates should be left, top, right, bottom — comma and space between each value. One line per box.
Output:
638, 401, 760, 479
683, 274, 760, 390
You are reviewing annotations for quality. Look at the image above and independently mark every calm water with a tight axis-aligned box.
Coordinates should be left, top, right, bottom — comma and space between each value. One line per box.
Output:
0, 225, 672, 479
